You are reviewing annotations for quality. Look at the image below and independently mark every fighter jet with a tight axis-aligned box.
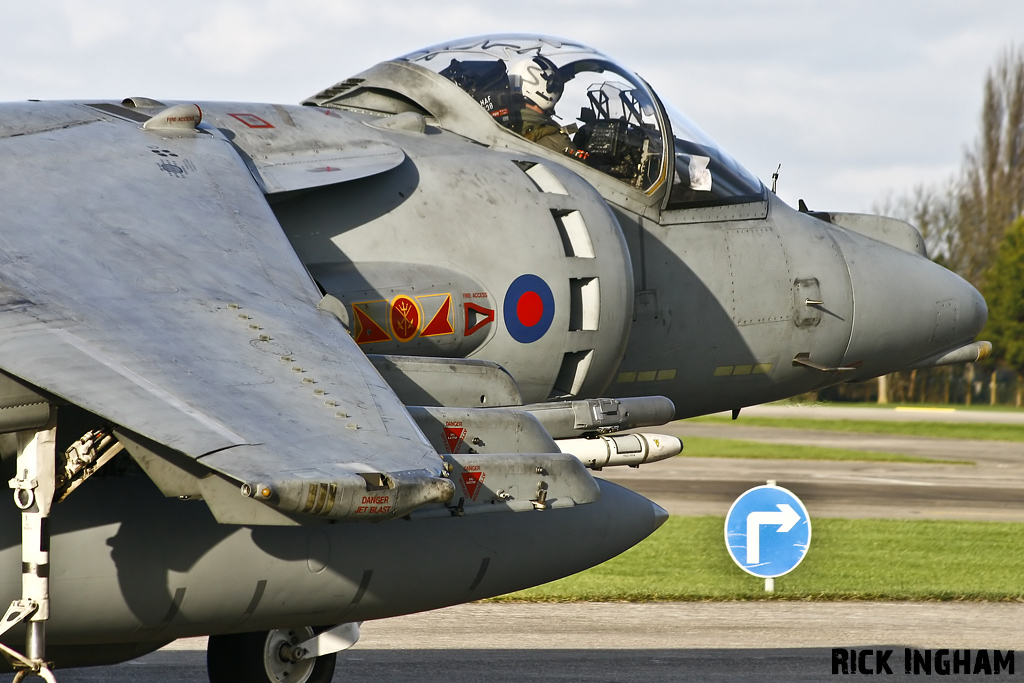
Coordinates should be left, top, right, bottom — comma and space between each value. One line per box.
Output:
0, 34, 986, 682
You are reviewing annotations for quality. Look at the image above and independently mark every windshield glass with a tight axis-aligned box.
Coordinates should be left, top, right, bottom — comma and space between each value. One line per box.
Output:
401, 36, 667, 194
663, 102, 764, 209
400, 35, 764, 208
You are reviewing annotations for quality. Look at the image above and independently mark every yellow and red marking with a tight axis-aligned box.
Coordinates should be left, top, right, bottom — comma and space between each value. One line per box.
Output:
353, 302, 391, 345
390, 295, 422, 342
420, 294, 455, 337
350, 292, 490, 344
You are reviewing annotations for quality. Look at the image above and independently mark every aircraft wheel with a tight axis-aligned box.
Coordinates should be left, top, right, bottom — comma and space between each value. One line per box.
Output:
207, 626, 338, 683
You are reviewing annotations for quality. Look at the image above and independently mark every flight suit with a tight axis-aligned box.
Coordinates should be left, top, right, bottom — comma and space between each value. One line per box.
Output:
519, 107, 576, 155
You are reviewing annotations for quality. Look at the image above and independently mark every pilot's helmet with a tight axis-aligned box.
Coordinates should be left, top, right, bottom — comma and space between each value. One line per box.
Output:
508, 56, 564, 113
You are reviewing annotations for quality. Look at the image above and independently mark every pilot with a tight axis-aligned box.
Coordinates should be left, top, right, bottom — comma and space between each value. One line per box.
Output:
508, 56, 588, 160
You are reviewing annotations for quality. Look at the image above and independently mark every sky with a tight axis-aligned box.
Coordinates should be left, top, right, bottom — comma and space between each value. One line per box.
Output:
3, 0, 1024, 213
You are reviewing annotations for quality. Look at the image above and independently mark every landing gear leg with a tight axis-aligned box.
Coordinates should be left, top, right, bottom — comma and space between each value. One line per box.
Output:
0, 423, 58, 682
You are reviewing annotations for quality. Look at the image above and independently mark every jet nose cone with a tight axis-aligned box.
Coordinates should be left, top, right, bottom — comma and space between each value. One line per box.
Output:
651, 501, 669, 530
834, 228, 988, 378
968, 278, 989, 332
923, 266, 988, 347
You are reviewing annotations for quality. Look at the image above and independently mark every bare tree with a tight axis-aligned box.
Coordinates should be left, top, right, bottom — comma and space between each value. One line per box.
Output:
872, 186, 959, 404
956, 47, 1024, 287
871, 47, 1024, 405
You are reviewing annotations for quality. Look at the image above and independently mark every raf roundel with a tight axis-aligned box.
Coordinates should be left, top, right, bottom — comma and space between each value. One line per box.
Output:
503, 274, 555, 344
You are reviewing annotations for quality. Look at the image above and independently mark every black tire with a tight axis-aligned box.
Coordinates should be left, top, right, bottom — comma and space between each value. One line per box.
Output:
207, 629, 338, 683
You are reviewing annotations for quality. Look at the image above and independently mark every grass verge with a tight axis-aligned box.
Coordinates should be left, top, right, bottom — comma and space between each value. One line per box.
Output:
493, 516, 1024, 602
773, 401, 1024, 413
690, 416, 1024, 442
679, 436, 968, 464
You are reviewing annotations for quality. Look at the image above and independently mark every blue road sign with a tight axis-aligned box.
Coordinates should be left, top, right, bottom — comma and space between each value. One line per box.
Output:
725, 485, 811, 578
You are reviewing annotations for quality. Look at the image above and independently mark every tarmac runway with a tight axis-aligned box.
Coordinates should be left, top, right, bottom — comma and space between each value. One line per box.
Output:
602, 405, 1024, 521
4, 405, 1021, 682
22, 602, 1024, 682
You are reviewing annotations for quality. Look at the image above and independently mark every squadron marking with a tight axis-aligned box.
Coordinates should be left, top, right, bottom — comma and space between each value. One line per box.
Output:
420, 294, 455, 337
390, 295, 421, 342
352, 302, 391, 345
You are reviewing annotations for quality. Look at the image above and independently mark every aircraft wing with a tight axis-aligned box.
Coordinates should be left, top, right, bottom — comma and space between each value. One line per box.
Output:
0, 101, 450, 524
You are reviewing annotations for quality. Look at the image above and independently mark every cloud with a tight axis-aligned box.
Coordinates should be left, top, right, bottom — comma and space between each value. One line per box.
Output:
183, 4, 296, 74
60, 0, 139, 49
2, 0, 1024, 210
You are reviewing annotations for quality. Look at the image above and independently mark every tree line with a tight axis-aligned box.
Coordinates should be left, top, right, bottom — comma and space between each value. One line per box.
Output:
874, 47, 1024, 407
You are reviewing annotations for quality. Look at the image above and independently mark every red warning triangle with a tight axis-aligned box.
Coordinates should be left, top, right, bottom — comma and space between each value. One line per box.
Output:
464, 302, 495, 336
421, 295, 454, 336
353, 305, 391, 345
461, 471, 484, 500
444, 427, 466, 453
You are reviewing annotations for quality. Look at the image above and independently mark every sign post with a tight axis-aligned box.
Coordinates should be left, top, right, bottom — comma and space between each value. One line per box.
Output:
725, 483, 811, 591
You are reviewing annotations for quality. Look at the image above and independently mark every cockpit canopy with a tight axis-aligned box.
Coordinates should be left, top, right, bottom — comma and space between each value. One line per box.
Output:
400, 35, 764, 209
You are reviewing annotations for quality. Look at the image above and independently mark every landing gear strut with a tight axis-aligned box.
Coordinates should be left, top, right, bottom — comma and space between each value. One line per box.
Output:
0, 413, 121, 681
0, 424, 58, 682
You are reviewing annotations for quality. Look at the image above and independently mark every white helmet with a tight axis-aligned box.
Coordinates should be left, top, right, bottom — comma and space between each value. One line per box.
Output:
508, 56, 564, 113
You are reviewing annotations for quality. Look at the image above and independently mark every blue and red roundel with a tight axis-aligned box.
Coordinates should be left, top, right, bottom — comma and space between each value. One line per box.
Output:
504, 274, 555, 343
